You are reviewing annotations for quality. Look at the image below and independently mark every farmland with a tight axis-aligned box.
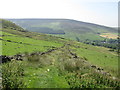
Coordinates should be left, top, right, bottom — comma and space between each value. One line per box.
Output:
100, 33, 118, 39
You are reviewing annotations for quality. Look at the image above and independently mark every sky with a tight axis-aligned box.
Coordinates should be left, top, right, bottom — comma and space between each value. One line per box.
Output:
0, 0, 119, 27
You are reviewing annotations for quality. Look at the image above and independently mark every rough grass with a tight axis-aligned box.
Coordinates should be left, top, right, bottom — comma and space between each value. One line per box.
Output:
70, 42, 118, 76
2, 60, 26, 88
8, 43, 119, 88
1, 21, 119, 88
24, 65, 69, 88
2, 29, 118, 76
2, 40, 119, 88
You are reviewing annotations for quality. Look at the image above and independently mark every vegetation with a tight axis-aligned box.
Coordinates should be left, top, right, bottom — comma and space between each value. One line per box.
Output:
2, 60, 26, 88
2, 33, 62, 55
28, 27, 65, 34
8, 19, 118, 41
1, 19, 24, 31
82, 39, 118, 50
1, 19, 119, 88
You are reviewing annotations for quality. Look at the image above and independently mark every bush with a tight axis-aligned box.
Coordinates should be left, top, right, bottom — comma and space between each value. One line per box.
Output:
26, 54, 53, 68
65, 70, 120, 88
64, 60, 76, 72
2, 60, 26, 89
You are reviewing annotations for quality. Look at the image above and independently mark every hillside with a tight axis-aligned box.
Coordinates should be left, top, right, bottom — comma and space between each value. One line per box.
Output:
0, 19, 120, 88
9, 19, 118, 41
1, 19, 24, 31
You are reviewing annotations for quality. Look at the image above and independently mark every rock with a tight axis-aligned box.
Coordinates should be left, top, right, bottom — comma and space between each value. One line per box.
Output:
16, 57, 23, 61
91, 65, 97, 68
73, 55, 78, 58
97, 67, 103, 71
30, 53, 37, 56
7, 40, 11, 42
41, 52, 46, 55
70, 52, 78, 58
1, 55, 11, 63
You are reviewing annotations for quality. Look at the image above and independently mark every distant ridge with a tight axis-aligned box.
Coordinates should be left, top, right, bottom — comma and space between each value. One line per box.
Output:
8, 19, 118, 41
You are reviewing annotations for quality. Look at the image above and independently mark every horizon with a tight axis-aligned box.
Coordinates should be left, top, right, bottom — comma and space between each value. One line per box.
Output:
6, 18, 118, 28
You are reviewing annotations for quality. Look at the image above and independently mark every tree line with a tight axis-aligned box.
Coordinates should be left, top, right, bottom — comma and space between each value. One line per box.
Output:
76, 37, 118, 51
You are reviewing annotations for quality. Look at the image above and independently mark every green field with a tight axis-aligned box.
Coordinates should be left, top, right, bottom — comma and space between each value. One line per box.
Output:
1, 19, 120, 89
2, 31, 62, 55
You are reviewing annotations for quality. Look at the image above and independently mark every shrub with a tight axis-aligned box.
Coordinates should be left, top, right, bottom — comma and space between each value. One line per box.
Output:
64, 59, 76, 72
26, 54, 53, 68
2, 60, 26, 89
90, 72, 120, 88
65, 70, 120, 88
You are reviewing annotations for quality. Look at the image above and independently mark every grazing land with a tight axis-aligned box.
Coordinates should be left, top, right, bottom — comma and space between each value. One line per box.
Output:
0, 19, 119, 89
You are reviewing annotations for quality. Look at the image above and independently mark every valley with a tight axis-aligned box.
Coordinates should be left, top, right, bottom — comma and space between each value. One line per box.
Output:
9, 19, 118, 41
0, 19, 119, 88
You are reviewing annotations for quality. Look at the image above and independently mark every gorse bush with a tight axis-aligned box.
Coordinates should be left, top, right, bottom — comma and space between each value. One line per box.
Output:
2, 60, 26, 88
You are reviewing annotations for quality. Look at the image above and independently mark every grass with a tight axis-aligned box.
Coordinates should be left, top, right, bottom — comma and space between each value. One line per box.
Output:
3, 35, 62, 47
2, 29, 118, 75
2, 31, 63, 55
53, 32, 105, 41
70, 42, 118, 76
2, 43, 119, 88
1, 19, 119, 88
24, 65, 69, 88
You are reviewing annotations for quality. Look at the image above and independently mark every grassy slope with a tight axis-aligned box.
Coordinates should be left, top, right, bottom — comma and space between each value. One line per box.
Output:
9, 19, 118, 41
2, 30, 118, 73
2, 30, 63, 55
1, 19, 65, 55
2, 27, 118, 74
1, 19, 119, 88
73, 42, 118, 75
23, 43, 118, 88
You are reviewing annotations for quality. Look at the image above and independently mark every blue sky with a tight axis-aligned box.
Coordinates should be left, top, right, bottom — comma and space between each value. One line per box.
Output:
0, 0, 118, 27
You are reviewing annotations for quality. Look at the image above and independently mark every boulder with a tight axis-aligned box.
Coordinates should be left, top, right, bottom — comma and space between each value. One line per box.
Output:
0, 55, 11, 63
